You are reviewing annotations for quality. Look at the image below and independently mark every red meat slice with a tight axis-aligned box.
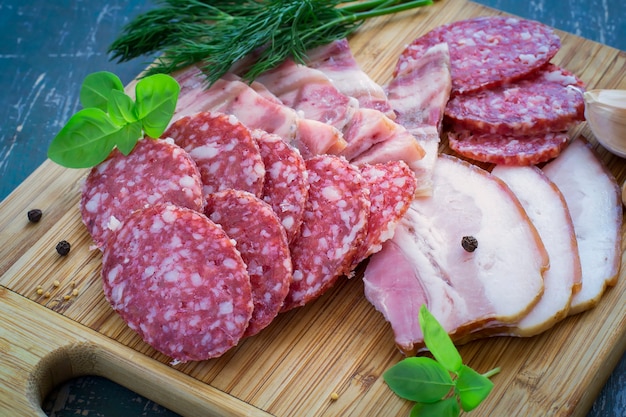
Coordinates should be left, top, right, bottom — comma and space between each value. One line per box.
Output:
205, 189, 292, 338
448, 130, 569, 166
445, 64, 585, 135
163, 111, 265, 198
395, 16, 561, 96
101, 204, 253, 363
80, 138, 204, 250
282, 155, 370, 311
351, 161, 418, 269
253, 130, 309, 244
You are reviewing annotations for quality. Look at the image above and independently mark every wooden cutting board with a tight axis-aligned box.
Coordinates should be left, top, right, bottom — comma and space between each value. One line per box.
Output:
1, 1, 625, 416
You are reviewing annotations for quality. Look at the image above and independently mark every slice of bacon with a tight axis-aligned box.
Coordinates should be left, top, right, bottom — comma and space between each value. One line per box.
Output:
305, 38, 396, 120
386, 43, 452, 195
172, 66, 346, 158
492, 165, 582, 336
363, 154, 547, 355
542, 139, 623, 315
251, 59, 424, 170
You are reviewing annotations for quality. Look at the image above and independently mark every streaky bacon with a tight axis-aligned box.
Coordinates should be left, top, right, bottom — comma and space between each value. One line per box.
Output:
171, 66, 346, 158
305, 39, 396, 120
363, 154, 547, 355
386, 43, 452, 195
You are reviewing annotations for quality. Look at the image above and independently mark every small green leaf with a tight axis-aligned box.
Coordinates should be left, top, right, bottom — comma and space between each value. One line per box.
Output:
419, 305, 462, 373
409, 396, 461, 417
456, 365, 495, 412
108, 89, 138, 126
80, 71, 124, 111
135, 73, 180, 138
47, 108, 120, 168
383, 356, 454, 403
115, 122, 143, 155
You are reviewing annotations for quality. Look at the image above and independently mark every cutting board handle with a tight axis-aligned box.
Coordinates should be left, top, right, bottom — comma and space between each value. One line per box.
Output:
0, 288, 272, 417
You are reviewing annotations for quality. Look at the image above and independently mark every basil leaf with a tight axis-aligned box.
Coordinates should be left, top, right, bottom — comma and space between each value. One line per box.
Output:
80, 71, 124, 111
409, 396, 460, 417
115, 121, 143, 155
108, 89, 138, 126
383, 356, 454, 403
419, 305, 462, 373
455, 364, 494, 412
135, 73, 180, 138
47, 108, 120, 168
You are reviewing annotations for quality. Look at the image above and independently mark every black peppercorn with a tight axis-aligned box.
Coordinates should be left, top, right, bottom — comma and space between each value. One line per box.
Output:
56, 240, 71, 256
461, 235, 478, 252
28, 209, 43, 223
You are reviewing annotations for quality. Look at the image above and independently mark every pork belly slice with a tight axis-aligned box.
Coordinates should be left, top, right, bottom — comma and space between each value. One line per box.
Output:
542, 139, 622, 315
251, 59, 425, 170
363, 154, 547, 355
386, 43, 452, 196
172, 66, 346, 158
492, 165, 582, 336
305, 39, 396, 120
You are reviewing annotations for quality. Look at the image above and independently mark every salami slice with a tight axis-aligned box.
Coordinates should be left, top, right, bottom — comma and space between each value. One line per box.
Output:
80, 138, 204, 249
448, 130, 569, 166
101, 204, 253, 362
282, 155, 370, 312
395, 16, 561, 95
253, 130, 309, 244
445, 64, 586, 135
205, 189, 292, 338
351, 161, 418, 269
163, 111, 265, 198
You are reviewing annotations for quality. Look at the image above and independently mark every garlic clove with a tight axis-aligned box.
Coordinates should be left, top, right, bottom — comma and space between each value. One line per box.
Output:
584, 89, 626, 157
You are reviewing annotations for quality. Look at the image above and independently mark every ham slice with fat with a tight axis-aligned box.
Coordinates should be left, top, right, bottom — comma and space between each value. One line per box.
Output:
171, 66, 346, 158
305, 39, 396, 120
387, 43, 452, 196
542, 139, 622, 315
492, 165, 582, 336
250, 59, 425, 170
363, 154, 547, 355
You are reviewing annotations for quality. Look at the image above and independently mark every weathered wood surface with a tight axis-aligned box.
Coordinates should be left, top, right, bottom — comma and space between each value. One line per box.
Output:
1, 1, 626, 416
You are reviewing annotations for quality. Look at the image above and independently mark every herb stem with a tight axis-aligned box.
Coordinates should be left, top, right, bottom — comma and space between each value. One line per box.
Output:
482, 367, 501, 379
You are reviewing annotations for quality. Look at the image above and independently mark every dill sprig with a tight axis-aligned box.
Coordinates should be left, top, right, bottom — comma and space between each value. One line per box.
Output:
108, 0, 433, 85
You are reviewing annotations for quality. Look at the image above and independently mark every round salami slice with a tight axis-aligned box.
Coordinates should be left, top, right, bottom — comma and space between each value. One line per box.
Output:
101, 204, 253, 363
253, 130, 309, 244
205, 189, 292, 338
163, 111, 265, 198
282, 155, 370, 312
351, 161, 417, 269
445, 64, 586, 135
395, 16, 561, 95
80, 138, 204, 249
448, 130, 569, 166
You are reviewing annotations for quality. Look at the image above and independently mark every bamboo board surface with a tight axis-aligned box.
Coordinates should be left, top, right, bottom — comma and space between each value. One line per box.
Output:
1, 0, 625, 416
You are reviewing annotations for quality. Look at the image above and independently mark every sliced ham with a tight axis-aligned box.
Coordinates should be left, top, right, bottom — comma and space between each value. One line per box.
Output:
387, 43, 452, 196
172, 66, 346, 158
305, 39, 396, 120
542, 139, 622, 315
363, 154, 547, 355
491, 165, 582, 336
250, 59, 425, 169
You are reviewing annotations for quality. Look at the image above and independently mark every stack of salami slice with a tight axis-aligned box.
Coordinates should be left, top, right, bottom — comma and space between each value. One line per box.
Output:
79, 111, 417, 363
396, 16, 586, 165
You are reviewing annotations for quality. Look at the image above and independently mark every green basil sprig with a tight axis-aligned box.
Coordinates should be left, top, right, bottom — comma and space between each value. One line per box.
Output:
47, 71, 180, 168
384, 305, 500, 416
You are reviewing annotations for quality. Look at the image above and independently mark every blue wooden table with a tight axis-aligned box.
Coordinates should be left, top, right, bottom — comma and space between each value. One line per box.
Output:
1, 1, 624, 416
